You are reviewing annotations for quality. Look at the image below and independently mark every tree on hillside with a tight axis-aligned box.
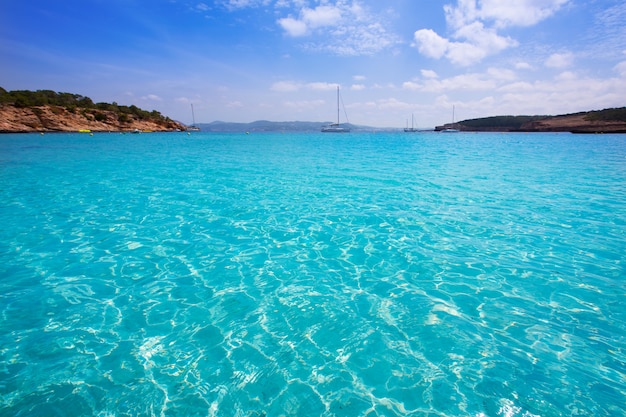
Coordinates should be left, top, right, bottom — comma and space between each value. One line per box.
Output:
0, 87, 173, 124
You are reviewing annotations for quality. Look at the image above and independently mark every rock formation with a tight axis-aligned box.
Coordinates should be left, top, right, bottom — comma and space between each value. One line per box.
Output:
0, 104, 186, 133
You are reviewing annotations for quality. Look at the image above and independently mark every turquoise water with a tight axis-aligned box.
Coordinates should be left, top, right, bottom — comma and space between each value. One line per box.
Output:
1, 131, 625, 417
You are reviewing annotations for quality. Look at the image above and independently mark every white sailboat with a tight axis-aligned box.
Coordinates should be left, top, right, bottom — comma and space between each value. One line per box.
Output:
322, 86, 350, 133
187, 104, 200, 131
404, 113, 418, 132
441, 105, 459, 132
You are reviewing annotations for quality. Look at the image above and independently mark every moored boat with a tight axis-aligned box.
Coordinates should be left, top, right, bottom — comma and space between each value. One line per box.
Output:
187, 104, 201, 131
404, 114, 418, 132
440, 105, 459, 132
322, 86, 350, 133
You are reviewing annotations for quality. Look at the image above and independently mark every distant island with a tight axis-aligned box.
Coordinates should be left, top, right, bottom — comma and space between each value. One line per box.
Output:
435, 107, 626, 133
196, 120, 333, 133
0, 88, 186, 133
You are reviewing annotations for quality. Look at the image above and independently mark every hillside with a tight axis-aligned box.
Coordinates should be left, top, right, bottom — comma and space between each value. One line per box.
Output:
0, 88, 186, 133
436, 107, 626, 133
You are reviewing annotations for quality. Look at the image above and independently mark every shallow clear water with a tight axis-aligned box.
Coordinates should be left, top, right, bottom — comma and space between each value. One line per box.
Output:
1, 131, 625, 416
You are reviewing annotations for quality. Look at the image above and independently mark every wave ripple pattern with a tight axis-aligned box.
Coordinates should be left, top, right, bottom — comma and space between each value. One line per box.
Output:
1, 132, 625, 417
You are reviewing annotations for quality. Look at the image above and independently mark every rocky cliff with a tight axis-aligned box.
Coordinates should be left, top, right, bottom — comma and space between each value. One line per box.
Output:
518, 113, 626, 133
0, 104, 186, 133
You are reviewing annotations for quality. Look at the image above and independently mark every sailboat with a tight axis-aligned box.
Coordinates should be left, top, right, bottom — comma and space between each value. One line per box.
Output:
404, 113, 418, 132
187, 104, 200, 131
441, 105, 459, 132
321, 86, 350, 133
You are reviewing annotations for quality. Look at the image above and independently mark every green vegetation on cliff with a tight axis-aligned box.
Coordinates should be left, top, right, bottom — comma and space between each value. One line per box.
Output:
0, 87, 173, 124
459, 108, 626, 129
459, 115, 547, 130
449, 107, 626, 132
584, 107, 626, 122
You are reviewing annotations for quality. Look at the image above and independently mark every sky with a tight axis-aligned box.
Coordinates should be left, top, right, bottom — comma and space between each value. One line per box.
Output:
2, 0, 626, 128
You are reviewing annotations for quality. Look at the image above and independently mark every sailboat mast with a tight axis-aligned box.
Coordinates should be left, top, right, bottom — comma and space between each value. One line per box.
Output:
191, 104, 196, 125
336, 86, 340, 124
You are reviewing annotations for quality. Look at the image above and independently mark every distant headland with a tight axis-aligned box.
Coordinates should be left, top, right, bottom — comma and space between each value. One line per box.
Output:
435, 107, 626, 133
0, 88, 186, 133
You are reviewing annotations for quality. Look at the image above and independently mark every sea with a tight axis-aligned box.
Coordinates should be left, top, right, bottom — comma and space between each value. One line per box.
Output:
1, 131, 625, 417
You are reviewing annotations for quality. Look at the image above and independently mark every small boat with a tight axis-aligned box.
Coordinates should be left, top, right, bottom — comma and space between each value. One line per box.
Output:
441, 105, 459, 132
187, 104, 201, 131
404, 114, 418, 132
322, 86, 350, 133
321, 123, 350, 133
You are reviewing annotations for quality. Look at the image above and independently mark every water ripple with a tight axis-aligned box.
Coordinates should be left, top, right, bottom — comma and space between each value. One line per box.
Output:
1, 132, 625, 416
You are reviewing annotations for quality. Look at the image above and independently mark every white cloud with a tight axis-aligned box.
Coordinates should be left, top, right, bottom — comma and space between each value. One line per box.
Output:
402, 81, 421, 91
271, 80, 301, 92
487, 67, 516, 81
413, 29, 448, 59
414, 19, 516, 66
142, 94, 162, 101
277, 2, 400, 55
196, 3, 210, 12
351, 84, 365, 91
497, 74, 626, 115
283, 99, 325, 111
445, 40, 489, 66
220, 0, 272, 10
271, 81, 338, 92
444, 0, 479, 30
404, 68, 515, 94
306, 82, 337, 91
377, 98, 412, 110
555, 71, 576, 81
422, 72, 498, 92
497, 81, 534, 92
590, 4, 626, 57
301, 5, 342, 28
414, 0, 566, 65
545, 52, 574, 68
416, 20, 517, 66
478, 0, 569, 28
515, 62, 532, 70
278, 5, 342, 36
615, 61, 626, 76
443, 0, 568, 29
278, 17, 307, 37
455, 21, 516, 52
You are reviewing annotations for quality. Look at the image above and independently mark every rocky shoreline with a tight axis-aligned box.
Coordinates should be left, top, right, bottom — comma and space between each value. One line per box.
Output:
0, 104, 186, 133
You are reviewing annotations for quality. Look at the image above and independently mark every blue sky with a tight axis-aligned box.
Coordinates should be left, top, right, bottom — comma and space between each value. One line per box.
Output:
2, 0, 625, 128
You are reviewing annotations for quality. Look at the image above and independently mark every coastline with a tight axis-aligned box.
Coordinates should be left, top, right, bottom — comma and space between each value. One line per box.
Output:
3, 103, 626, 134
